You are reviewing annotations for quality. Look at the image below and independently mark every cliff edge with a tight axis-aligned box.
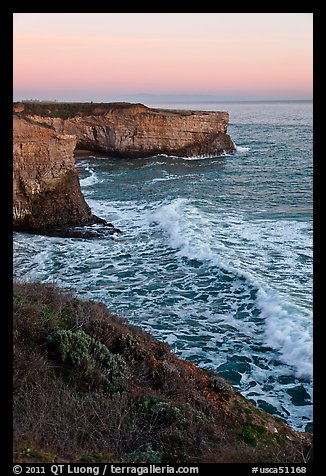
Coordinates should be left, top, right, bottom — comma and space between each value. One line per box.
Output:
14, 102, 236, 158
13, 102, 235, 235
13, 115, 117, 237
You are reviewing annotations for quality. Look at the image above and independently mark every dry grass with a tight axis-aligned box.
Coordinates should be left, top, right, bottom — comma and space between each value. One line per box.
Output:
13, 281, 313, 463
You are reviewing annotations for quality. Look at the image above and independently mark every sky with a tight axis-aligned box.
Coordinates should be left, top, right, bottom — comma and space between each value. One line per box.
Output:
13, 13, 313, 102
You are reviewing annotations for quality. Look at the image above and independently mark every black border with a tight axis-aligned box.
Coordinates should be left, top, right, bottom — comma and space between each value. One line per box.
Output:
6, 8, 320, 474
2, 6, 13, 468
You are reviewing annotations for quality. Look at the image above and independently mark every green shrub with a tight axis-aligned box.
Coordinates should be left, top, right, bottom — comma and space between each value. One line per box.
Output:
47, 329, 90, 366
47, 329, 128, 393
136, 395, 182, 425
240, 426, 257, 446
125, 443, 163, 463
113, 334, 142, 358
240, 424, 268, 447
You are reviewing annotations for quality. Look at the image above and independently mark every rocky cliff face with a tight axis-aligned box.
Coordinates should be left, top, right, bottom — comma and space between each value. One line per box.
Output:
13, 102, 235, 235
13, 115, 115, 236
15, 102, 236, 158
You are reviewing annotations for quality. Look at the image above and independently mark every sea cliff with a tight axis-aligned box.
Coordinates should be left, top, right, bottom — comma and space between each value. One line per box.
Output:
13, 115, 117, 237
14, 101, 236, 158
13, 101, 235, 235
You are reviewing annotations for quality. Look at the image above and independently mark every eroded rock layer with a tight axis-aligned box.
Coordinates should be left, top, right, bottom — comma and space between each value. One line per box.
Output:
14, 102, 236, 158
13, 102, 235, 235
13, 115, 101, 234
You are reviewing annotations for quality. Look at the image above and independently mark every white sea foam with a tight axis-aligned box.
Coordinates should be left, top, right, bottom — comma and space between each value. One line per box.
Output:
15, 194, 312, 380
79, 166, 101, 187
149, 198, 257, 281
13, 195, 313, 428
142, 161, 166, 168
182, 155, 217, 161
257, 289, 313, 378
149, 198, 313, 378
148, 152, 232, 161
235, 144, 251, 153
151, 175, 179, 183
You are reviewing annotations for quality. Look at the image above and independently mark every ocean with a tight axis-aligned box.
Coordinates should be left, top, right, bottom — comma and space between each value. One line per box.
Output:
13, 100, 313, 432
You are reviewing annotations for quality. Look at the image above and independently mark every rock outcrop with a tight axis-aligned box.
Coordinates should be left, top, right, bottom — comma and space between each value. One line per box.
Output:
13, 115, 117, 237
14, 102, 236, 158
13, 102, 235, 236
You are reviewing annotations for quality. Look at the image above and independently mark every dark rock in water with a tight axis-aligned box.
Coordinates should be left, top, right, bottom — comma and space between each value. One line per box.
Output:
305, 422, 313, 433
23, 219, 122, 239
257, 400, 279, 415
286, 385, 311, 406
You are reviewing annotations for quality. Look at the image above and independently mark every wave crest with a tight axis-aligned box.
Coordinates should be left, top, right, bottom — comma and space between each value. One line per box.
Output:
149, 198, 312, 378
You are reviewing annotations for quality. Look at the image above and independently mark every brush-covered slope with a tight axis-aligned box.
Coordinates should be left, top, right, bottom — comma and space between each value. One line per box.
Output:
13, 282, 312, 464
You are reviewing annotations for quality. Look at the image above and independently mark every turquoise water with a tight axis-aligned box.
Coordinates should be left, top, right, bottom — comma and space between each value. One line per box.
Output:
13, 101, 313, 431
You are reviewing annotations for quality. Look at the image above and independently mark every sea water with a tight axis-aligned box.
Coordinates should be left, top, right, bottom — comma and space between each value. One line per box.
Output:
13, 100, 313, 431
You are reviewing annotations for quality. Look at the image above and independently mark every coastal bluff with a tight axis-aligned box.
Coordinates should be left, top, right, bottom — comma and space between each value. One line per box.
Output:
13, 101, 236, 158
13, 115, 116, 236
13, 101, 235, 235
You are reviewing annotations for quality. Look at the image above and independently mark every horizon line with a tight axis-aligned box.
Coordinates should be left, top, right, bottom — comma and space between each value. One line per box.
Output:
13, 98, 313, 104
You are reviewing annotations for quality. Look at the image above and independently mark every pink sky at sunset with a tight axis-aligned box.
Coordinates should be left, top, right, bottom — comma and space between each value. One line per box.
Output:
13, 13, 313, 102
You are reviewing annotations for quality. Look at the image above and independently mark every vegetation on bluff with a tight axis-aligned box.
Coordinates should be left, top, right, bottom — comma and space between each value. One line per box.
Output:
13, 101, 146, 119
13, 281, 312, 463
